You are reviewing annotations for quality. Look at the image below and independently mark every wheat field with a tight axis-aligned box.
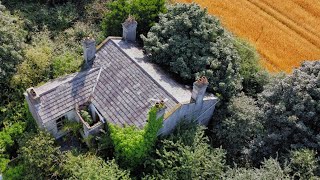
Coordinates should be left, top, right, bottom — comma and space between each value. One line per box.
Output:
175, 0, 320, 73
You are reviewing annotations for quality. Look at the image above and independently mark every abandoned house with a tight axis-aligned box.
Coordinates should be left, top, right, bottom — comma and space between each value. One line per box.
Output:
25, 18, 218, 139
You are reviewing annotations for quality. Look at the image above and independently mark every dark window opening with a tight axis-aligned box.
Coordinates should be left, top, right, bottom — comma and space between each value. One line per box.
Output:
56, 116, 66, 131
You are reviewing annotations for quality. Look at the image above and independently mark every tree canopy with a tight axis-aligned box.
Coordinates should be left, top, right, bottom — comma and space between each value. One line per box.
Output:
142, 3, 242, 101
251, 61, 320, 164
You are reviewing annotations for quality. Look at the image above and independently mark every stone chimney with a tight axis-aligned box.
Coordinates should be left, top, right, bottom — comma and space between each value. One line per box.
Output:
155, 100, 166, 120
122, 15, 138, 42
190, 76, 209, 104
27, 88, 40, 104
82, 37, 96, 63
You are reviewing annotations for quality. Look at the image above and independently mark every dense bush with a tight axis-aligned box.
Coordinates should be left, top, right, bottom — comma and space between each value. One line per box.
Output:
216, 94, 263, 165
85, 0, 110, 24
0, 2, 26, 103
12, 2, 78, 32
223, 158, 291, 180
0, 122, 25, 172
142, 3, 241, 101
290, 148, 318, 179
234, 38, 269, 97
102, 0, 166, 38
109, 106, 163, 168
62, 21, 105, 44
62, 152, 131, 179
144, 123, 226, 179
19, 131, 62, 179
2, 164, 25, 180
52, 52, 82, 78
250, 61, 320, 164
11, 30, 53, 89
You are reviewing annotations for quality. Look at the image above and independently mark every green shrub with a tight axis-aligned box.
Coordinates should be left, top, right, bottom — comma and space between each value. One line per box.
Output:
85, 0, 111, 24
0, 122, 25, 172
216, 94, 263, 166
109, 106, 163, 169
62, 152, 131, 180
250, 61, 320, 164
101, 0, 166, 38
142, 3, 242, 102
290, 148, 318, 179
144, 123, 226, 180
62, 21, 105, 45
52, 52, 82, 78
11, 30, 54, 89
234, 38, 269, 97
19, 131, 62, 179
0, 2, 26, 103
2, 164, 26, 180
14, 2, 78, 32
80, 110, 94, 126
223, 158, 291, 180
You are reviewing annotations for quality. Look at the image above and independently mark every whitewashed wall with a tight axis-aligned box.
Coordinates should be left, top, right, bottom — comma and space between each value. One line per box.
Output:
159, 97, 217, 136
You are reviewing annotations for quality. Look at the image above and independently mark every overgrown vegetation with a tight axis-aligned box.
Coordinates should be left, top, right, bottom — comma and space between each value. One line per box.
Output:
144, 122, 226, 179
1, 0, 320, 179
250, 61, 320, 165
80, 109, 94, 126
102, 0, 166, 40
109, 106, 164, 169
142, 3, 242, 102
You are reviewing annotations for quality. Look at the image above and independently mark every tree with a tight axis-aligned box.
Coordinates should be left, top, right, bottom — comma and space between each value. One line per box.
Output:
19, 131, 62, 179
101, 0, 166, 38
0, 122, 25, 172
223, 158, 291, 180
250, 61, 320, 164
216, 94, 263, 165
142, 3, 241, 101
144, 122, 226, 180
290, 148, 318, 179
234, 38, 269, 98
11, 30, 54, 89
0, 2, 26, 104
62, 152, 131, 180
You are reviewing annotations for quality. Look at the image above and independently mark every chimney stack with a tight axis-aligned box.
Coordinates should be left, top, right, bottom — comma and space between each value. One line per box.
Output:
122, 15, 138, 42
82, 37, 96, 63
154, 100, 166, 120
190, 76, 209, 104
27, 88, 40, 104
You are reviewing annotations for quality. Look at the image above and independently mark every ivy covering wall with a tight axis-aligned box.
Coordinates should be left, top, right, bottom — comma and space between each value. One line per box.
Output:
109, 106, 163, 168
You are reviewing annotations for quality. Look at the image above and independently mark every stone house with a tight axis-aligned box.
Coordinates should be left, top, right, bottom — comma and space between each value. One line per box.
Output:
25, 19, 218, 139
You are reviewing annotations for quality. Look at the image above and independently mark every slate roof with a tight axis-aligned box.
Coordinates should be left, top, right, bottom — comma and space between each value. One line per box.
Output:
33, 68, 101, 123
91, 40, 178, 127
27, 38, 179, 128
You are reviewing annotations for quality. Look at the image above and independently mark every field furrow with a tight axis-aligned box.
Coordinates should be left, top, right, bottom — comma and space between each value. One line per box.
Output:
175, 0, 320, 73
261, 0, 320, 39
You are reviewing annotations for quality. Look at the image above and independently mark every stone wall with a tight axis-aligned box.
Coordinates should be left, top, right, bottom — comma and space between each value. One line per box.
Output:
158, 97, 218, 136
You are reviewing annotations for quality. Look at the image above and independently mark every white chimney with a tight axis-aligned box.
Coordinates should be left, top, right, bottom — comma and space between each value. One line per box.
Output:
82, 37, 96, 63
191, 76, 209, 104
27, 88, 40, 104
122, 15, 138, 42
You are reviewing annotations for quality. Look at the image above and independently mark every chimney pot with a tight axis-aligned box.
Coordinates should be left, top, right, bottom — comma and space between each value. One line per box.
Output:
154, 100, 166, 120
82, 37, 96, 64
122, 15, 138, 42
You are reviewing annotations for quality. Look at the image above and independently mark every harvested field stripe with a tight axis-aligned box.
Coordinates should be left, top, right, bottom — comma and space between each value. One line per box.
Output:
248, 0, 320, 48
260, 0, 320, 40
175, 0, 320, 73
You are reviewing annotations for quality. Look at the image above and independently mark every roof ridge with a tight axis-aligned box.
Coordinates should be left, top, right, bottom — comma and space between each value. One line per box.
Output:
37, 67, 101, 97
89, 66, 104, 99
109, 39, 180, 104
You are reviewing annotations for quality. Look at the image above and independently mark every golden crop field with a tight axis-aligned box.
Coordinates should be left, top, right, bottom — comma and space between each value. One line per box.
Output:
175, 0, 320, 73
